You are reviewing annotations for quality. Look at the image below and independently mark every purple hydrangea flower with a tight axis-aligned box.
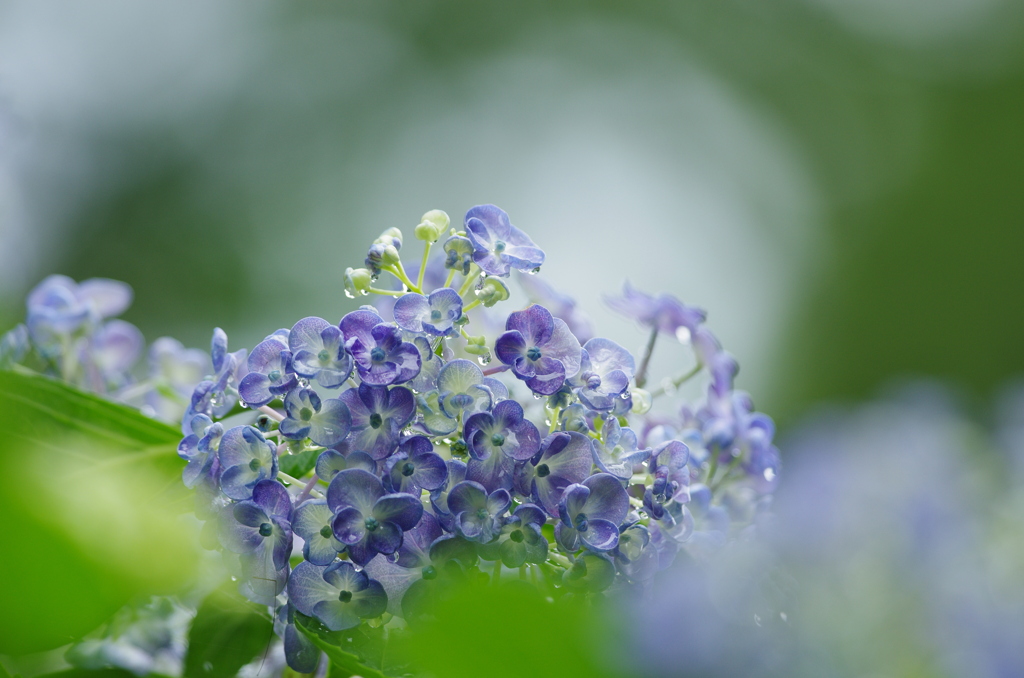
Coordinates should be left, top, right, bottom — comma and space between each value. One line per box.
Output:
279, 387, 352, 447
146, 337, 212, 422
291, 499, 345, 566
276, 604, 319, 674
464, 399, 541, 462
315, 447, 376, 485
592, 418, 651, 482
514, 431, 594, 516
570, 337, 635, 412
340, 308, 421, 386
649, 439, 691, 504
495, 304, 582, 396
26, 275, 132, 339
288, 316, 353, 389
339, 383, 415, 460
287, 560, 388, 631
517, 272, 594, 344
442, 234, 474, 276
463, 205, 544, 277
429, 459, 468, 532
218, 425, 278, 500
393, 288, 463, 337
446, 480, 511, 543
435, 358, 493, 420
327, 468, 424, 566
178, 414, 224, 488
238, 334, 296, 407
219, 479, 294, 575
385, 435, 449, 494
556, 473, 630, 552
478, 503, 548, 567
604, 281, 706, 342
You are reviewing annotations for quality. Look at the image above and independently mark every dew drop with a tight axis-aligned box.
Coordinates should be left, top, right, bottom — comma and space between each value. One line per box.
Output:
230, 576, 238, 582
764, 467, 776, 482
529, 267, 541, 275
675, 327, 691, 344
477, 355, 491, 365
620, 390, 631, 400
360, 290, 369, 296
344, 289, 355, 299
532, 393, 543, 400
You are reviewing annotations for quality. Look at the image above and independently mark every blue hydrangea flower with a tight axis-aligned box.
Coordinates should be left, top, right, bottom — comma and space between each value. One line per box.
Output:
292, 499, 345, 566
0, 324, 29, 368
218, 426, 278, 500
315, 447, 376, 484
288, 316, 354, 389
478, 503, 548, 567
416, 390, 459, 436
442, 234, 474, 276
146, 337, 212, 422
465, 447, 516, 494
464, 399, 541, 462
429, 459, 468, 532
385, 435, 449, 494
494, 304, 582, 396
393, 288, 463, 337
570, 338, 635, 412
327, 468, 424, 566
340, 309, 420, 386
514, 431, 594, 516
605, 281, 706, 341
238, 334, 296, 407
279, 388, 352, 447
556, 473, 630, 552
178, 414, 224, 488
649, 439, 691, 504
288, 560, 388, 631
436, 359, 493, 419
26, 275, 132, 339
339, 383, 415, 460
592, 418, 651, 482
219, 479, 293, 575
276, 604, 319, 674
463, 205, 544, 277
613, 523, 659, 584
446, 480, 510, 543
87, 319, 144, 389
405, 334, 442, 393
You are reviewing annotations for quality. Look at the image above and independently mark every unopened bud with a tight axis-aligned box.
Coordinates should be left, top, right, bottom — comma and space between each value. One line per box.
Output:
414, 209, 450, 242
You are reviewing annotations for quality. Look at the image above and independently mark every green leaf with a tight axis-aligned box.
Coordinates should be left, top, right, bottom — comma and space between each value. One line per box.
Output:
0, 370, 198, 655
183, 585, 274, 678
294, 615, 414, 678
36, 670, 174, 678
279, 447, 319, 479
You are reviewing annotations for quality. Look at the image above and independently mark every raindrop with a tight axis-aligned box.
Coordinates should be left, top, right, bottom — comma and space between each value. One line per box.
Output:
360, 290, 369, 296
660, 377, 677, 396
532, 393, 543, 400
529, 267, 541, 275
620, 390, 631, 400
344, 290, 355, 299
763, 467, 776, 482
675, 327, 691, 344
477, 355, 491, 365
230, 576, 238, 582
753, 614, 761, 626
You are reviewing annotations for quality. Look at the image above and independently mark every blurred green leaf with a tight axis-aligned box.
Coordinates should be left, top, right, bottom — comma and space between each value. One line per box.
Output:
279, 447, 318, 479
294, 614, 402, 678
37, 670, 172, 678
0, 371, 197, 655
183, 586, 273, 678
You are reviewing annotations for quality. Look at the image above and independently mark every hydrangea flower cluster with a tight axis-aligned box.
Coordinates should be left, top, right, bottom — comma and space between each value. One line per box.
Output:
174, 204, 780, 670
0, 274, 211, 424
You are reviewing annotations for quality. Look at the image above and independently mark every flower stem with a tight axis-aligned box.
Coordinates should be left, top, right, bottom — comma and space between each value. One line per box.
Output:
444, 269, 457, 288
457, 265, 480, 298
649, 362, 703, 398
482, 365, 509, 376
259, 406, 284, 422
461, 297, 483, 313
417, 242, 432, 291
296, 474, 321, 503
634, 327, 659, 389
366, 287, 403, 297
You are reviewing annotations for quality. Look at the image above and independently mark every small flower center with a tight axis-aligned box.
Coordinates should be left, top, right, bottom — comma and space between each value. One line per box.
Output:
476, 508, 489, 520
248, 458, 261, 472
338, 590, 353, 603
450, 438, 468, 455
364, 516, 379, 532
318, 349, 331, 362
586, 374, 601, 390
574, 513, 589, 532
509, 529, 524, 543
268, 369, 282, 382
258, 522, 273, 537
319, 525, 333, 539
299, 407, 313, 420
535, 463, 550, 478
494, 240, 506, 253
430, 309, 442, 321
490, 433, 506, 447
370, 347, 386, 362
369, 413, 383, 429
401, 461, 416, 477
422, 565, 437, 580
526, 346, 542, 361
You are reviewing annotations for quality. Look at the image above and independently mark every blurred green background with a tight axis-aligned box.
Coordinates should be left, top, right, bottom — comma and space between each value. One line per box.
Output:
2, 0, 1023, 433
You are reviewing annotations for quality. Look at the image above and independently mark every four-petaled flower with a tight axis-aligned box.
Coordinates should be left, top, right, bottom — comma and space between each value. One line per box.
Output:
327, 468, 424, 566
495, 304, 581, 395
288, 561, 388, 631
218, 426, 278, 500
394, 288, 463, 337
571, 338, 635, 412
341, 309, 421, 386
446, 480, 510, 543
280, 387, 352, 447
288, 316, 354, 388
238, 334, 296, 407
340, 383, 415, 459
464, 205, 544, 277
556, 473, 630, 552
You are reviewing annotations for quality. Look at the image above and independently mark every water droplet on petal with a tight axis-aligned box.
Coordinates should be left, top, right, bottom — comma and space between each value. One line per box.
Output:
529, 267, 540, 275
675, 327, 691, 344
764, 467, 776, 482
532, 393, 543, 400
477, 355, 490, 365
360, 290, 369, 296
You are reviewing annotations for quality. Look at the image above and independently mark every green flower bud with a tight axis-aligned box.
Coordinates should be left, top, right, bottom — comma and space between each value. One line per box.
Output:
375, 227, 403, 249
630, 388, 652, 415
414, 209, 450, 242
476, 278, 510, 308
345, 267, 373, 298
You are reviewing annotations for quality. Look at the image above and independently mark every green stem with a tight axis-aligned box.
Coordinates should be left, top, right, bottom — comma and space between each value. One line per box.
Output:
384, 264, 420, 294
649, 362, 703, 398
457, 265, 480, 298
417, 242, 432, 291
634, 327, 659, 389
711, 455, 743, 492
462, 297, 483, 313
366, 286, 403, 297
444, 268, 457, 288
704, 452, 720, 487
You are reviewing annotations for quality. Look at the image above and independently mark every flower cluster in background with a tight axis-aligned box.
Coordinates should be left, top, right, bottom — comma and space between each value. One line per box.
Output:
167, 203, 780, 670
0, 275, 211, 423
